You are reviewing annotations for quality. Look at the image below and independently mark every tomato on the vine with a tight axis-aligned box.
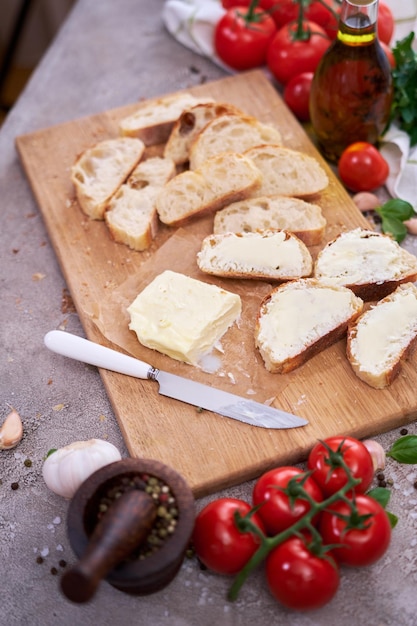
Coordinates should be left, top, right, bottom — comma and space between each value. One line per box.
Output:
338, 142, 389, 192
192, 498, 265, 575
320, 494, 392, 566
308, 435, 374, 497
378, 2, 394, 45
253, 466, 323, 535
267, 20, 331, 85
283, 72, 313, 121
266, 535, 340, 610
214, 6, 277, 71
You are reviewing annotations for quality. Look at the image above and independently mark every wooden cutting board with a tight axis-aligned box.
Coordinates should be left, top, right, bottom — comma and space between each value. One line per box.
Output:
16, 70, 417, 497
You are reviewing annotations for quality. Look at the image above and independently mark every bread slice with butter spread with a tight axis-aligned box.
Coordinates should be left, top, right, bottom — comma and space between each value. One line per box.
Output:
314, 228, 417, 301
127, 270, 242, 366
213, 195, 327, 246
197, 230, 313, 281
255, 278, 363, 373
347, 282, 417, 389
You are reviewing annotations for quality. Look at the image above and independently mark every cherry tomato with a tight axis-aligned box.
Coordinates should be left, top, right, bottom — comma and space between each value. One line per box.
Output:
267, 21, 331, 85
307, 435, 374, 497
283, 72, 314, 121
214, 6, 277, 71
306, 0, 339, 39
266, 536, 340, 610
319, 494, 392, 566
378, 2, 394, 45
192, 498, 265, 575
338, 142, 389, 192
253, 466, 323, 535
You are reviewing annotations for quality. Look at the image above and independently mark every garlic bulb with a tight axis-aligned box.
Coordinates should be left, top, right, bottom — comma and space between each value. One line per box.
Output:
42, 439, 122, 499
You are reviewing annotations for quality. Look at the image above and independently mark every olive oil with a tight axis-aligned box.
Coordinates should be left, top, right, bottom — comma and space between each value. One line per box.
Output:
309, 0, 392, 162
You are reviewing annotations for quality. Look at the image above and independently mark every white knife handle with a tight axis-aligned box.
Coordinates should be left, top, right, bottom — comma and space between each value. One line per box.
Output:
44, 330, 152, 379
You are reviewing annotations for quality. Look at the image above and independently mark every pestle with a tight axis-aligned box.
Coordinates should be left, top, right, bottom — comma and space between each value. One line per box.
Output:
61, 489, 157, 603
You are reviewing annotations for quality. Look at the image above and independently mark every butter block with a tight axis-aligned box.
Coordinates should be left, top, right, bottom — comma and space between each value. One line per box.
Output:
127, 270, 242, 365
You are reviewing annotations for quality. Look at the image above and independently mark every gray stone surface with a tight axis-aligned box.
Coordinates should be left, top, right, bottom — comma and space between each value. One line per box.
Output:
1, 1, 417, 625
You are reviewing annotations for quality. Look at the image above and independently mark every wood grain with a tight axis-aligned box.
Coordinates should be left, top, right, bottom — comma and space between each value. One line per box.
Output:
16, 70, 417, 497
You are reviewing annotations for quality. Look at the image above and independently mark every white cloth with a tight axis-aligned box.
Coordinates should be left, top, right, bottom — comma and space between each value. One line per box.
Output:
162, 0, 417, 207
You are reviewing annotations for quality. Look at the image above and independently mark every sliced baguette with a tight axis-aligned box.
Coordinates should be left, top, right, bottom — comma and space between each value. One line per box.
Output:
105, 156, 176, 251
164, 101, 245, 165
255, 278, 363, 373
314, 228, 417, 301
213, 195, 327, 246
347, 282, 417, 389
189, 114, 282, 170
197, 230, 313, 281
119, 93, 214, 145
71, 137, 145, 220
155, 152, 262, 227
244, 145, 329, 198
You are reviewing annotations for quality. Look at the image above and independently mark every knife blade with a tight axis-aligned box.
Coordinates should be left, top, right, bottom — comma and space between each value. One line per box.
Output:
44, 330, 308, 429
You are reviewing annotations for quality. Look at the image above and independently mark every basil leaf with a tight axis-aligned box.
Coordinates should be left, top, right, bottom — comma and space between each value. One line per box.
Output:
386, 511, 399, 529
367, 486, 391, 509
377, 199, 415, 221
386, 435, 417, 464
380, 216, 407, 243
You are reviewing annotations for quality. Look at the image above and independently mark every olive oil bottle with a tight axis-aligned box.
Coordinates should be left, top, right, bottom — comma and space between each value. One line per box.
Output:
309, 0, 393, 162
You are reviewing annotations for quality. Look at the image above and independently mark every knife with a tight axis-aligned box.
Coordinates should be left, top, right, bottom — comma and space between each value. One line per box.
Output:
43, 330, 308, 430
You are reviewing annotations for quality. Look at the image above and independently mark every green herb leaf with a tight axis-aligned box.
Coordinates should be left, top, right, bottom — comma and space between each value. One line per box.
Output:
375, 199, 415, 242
386, 511, 399, 529
45, 448, 57, 458
390, 33, 417, 146
386, 435, 417, 464
367, 487, 398, 528
367, 486, 391, 509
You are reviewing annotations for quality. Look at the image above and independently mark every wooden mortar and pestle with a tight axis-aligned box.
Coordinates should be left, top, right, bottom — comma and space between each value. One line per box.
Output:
61, 458, 195, 603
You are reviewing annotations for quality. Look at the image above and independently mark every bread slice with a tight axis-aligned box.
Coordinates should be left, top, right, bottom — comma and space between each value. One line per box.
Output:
197, 230, 313, 281
155, 152, 262, 227
244, 145, 329, 198
314, 228, 417, 301
127, 270, 242, 365
105, 157, 176, 251
71, 137, 145, 220
213, 195, 327, 246
189, 114, 282, 170
164, 102, 245, 165
255, 278, 363, 373
347, 282, 417, 389
119, 93, 214, 145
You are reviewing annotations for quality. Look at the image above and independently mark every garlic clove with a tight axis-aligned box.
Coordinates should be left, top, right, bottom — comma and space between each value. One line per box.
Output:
0, 409, 24, 450
363, 439, 386, 472
352, 192, 381, 213
404, 217, 417, 235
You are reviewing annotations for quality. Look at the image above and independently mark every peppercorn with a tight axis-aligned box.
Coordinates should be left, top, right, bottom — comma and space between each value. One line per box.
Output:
400, 428, 408, 436
59, 560, 67, 568
11, 482, 19, 490
24, 459, 32, 468
50, 567, 58, 576
36, 556, 44, 564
